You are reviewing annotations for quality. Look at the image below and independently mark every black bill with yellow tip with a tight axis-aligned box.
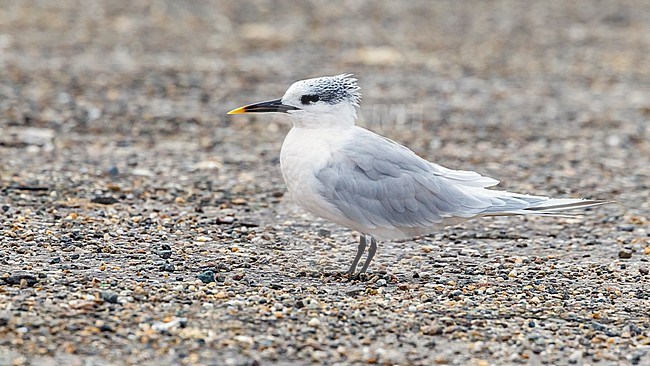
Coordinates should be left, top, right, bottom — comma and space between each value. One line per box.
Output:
227, 98, 300, 114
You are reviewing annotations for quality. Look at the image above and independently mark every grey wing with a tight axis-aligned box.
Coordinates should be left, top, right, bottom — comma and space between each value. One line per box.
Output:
315, 131, 521, 231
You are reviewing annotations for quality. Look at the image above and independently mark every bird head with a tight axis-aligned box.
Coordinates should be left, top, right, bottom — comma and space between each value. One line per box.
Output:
228, 74, 361, 128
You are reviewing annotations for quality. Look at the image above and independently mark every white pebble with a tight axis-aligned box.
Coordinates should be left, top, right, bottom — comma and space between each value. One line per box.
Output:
308, 318, 321, 327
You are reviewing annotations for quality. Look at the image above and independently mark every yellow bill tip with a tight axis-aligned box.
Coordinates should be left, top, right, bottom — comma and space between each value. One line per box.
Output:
227, 106, 247, 115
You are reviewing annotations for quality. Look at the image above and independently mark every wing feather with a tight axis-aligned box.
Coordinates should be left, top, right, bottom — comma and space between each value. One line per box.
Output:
314, 130, 505, 231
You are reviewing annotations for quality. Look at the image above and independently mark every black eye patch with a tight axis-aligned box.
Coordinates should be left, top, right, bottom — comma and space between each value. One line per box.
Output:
300, 94, 320, 105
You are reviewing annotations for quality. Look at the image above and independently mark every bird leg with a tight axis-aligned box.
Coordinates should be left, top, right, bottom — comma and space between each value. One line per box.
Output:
346, 235, 367, 276
359, 236, 377, 274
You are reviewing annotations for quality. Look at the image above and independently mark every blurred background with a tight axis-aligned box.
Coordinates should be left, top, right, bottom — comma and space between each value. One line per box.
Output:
1, 1, 648, 198
0, 1, 649, 364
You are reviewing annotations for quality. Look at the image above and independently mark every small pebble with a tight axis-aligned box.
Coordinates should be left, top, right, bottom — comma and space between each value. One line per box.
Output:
197, 270, 215, 284
161, 263, 175, 272
0, 314, 9, 327
107, 166, 120, 176
617, 225, 635, 232
618, 250, 632, 259
99, 324, 114, 332
217, 216, 235, 224
91, 196, 119, 205
100, 291, 119, 304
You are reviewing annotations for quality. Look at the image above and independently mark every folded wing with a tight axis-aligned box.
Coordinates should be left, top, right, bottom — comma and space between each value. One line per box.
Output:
314, 130, 536, 232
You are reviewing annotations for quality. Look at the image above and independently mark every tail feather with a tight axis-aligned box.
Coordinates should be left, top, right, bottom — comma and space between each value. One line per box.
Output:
483, 211, 578, 218
524, 199, 611, 212
484, 193, 611, 218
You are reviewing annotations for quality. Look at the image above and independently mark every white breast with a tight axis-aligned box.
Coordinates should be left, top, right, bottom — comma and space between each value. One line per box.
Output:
279, 127, 353, 226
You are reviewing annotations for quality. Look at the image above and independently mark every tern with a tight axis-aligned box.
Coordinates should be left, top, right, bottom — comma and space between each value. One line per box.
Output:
228, 74, 607, 276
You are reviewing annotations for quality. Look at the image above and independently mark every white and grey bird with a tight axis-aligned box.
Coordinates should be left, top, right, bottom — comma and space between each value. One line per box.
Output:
228, 74, 607, 275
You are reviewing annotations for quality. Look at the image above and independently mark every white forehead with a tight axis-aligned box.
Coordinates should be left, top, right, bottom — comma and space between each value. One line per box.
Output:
282, 74, 362, 106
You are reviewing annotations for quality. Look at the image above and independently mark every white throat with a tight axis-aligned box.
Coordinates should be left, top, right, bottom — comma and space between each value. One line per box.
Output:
287, 103, 358, 129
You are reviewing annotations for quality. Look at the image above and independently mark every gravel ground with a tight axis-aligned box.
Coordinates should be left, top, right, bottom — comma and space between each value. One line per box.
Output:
1, 1, 649, 365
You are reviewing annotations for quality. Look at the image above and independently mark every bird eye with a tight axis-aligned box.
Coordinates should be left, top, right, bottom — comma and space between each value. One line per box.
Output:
300, 94, 320, 105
